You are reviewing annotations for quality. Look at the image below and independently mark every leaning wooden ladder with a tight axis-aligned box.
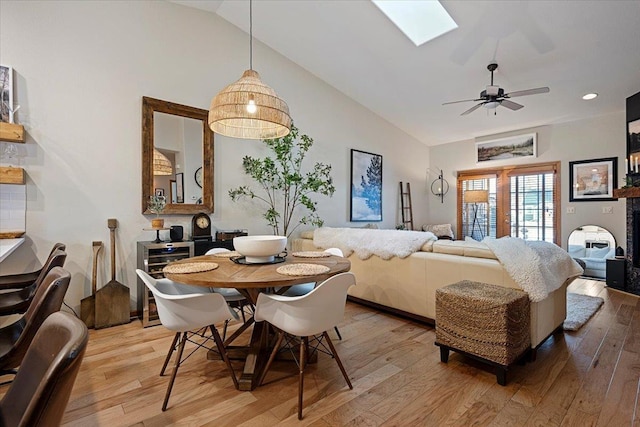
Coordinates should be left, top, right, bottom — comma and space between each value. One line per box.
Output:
399, 182, 414, 231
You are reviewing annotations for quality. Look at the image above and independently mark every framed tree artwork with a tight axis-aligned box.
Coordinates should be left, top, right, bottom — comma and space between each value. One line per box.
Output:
350, 149, 382, 222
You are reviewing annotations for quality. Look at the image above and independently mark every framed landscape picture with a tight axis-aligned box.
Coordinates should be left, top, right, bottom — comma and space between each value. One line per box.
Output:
350, 149, 382, 222
476, 133, 537, 163
569, 157, 617, 202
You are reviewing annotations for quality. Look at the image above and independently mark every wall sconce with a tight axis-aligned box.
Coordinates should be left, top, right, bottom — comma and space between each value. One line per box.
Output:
430, 169, 449, 203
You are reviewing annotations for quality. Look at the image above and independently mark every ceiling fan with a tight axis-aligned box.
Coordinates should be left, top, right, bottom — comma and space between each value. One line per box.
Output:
443, 62, 550, 115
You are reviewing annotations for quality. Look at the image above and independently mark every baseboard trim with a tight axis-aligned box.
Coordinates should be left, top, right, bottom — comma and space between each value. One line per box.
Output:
347, 295, 434, 326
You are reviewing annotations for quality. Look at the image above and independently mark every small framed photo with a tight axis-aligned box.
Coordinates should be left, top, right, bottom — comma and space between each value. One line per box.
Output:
154, 188, 164, 197
627, 118, 640, 174
569, 157, 618, 202
476, 133, 537, 163
350, 149, 382, 222
0, 65, 13, 123
176, 172, 184, 203
170, 180, 177, 204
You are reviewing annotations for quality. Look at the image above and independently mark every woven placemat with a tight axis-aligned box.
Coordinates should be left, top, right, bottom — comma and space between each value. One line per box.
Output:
276, 263, 330, 276
210, 251, 241, 258
292, 251, 331, 258
163, 262, 218, 274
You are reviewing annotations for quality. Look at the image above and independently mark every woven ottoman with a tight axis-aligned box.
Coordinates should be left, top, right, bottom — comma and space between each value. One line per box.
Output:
435, 280, 530, 385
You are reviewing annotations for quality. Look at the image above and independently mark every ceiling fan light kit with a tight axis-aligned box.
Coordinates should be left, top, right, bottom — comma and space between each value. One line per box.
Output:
209, 0, 292, 140
443, 62, 550, 116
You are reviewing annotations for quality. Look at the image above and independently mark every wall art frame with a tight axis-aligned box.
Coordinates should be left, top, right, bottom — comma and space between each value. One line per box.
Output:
0, 65, 13, 123
175, 172, 184, 203
350, 149, 383, 222
627, 118, 640, 175
569, 157, 618, 202
476, 133, 537, 163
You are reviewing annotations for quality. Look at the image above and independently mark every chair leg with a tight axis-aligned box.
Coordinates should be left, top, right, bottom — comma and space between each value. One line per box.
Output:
162, 332, 187, 411
258, 330, 285, 386
323, 331, 353, 389
222, 319, 229, 342
160, 332, 180, 376
298, 336, 307, 420
334, 326, 342, 340
210, 325, 239, 390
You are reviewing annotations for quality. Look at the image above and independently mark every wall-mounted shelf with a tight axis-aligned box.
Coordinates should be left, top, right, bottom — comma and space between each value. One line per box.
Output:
0, 123, 25, 143
0, 167, 25, 184
613, 187, 640, 199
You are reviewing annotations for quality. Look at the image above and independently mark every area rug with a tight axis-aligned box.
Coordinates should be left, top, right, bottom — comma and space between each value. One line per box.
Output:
563, 292, 604, 331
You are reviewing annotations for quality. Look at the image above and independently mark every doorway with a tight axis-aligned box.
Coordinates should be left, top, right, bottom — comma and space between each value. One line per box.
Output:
457, 161, 560, 243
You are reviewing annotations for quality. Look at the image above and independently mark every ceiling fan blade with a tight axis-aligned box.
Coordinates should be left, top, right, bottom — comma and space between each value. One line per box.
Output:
500, 99, 524, 111
505, 87, 550, 98
443, 98, 481, 106
461, 103, 483, 116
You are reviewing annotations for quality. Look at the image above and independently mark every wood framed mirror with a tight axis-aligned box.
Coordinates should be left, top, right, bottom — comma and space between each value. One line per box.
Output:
142, 96, 214, 215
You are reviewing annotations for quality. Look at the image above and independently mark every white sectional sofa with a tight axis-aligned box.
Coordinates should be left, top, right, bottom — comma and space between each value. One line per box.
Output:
293, 230, 581, 351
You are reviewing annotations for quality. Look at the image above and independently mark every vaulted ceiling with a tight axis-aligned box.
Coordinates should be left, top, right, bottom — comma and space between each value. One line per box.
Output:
173, 0, 640, 146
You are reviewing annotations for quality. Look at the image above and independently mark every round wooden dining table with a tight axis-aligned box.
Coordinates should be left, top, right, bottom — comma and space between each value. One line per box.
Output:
164, 254, 351, 391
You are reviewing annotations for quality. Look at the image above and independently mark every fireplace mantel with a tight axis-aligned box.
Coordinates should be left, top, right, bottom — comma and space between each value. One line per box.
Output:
613, 187, 640, 198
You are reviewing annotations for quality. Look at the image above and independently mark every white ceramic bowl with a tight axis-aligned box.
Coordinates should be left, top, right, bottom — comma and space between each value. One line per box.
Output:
233, 235, 287, 263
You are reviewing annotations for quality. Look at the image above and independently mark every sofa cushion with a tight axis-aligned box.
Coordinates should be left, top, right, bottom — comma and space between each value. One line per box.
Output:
568, 245, 586, 258
586, 246, 613, 259
300, 230, 314, 239
422, 223, 454, 239
432, 240, 497, 260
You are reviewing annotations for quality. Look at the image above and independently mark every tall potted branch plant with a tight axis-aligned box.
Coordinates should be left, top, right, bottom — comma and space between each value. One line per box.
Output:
229, 125, 335, 237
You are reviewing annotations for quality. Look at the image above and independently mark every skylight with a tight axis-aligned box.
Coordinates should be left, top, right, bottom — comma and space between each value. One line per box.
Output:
372, 0, 458, 46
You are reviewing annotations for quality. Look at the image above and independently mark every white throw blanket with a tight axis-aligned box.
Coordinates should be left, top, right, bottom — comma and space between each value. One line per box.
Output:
482, 237, 584, 302
313, 227, 437, 260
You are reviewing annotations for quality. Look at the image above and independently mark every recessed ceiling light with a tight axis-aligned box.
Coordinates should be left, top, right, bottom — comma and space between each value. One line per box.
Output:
582, 93, 598, 100
372, 0, 458, 46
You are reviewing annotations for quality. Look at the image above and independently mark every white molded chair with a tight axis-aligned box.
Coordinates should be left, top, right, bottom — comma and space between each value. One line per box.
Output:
254, 272, 356, 420
205, 248, 254, 337
136, 269, 238, 411
282, 248, 344, 339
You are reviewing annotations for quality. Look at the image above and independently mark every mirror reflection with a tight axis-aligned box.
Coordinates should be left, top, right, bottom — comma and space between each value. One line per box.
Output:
568, 225, 616, 279
142, 97, 213, 215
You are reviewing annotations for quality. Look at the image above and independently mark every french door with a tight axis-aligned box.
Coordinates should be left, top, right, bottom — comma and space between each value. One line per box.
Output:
457, 162, 560, 243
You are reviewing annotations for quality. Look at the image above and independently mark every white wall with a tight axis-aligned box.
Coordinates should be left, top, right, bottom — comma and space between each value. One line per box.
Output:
0, 1, 429, 311
429, 112, 627, 249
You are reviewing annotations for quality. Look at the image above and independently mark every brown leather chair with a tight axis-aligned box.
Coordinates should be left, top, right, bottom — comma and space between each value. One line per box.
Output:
0, 243, 65, 290
0, 248, 67, 316
0, 311, 88, 427
0, 266, 71, 375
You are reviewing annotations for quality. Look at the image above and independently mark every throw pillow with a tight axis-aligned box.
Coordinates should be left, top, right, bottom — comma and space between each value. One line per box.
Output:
422, 223, 454, 239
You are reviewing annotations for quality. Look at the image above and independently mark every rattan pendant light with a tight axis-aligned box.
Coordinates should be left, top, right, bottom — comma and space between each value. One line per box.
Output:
153, 149, 173, 176
209, 0, 291, 140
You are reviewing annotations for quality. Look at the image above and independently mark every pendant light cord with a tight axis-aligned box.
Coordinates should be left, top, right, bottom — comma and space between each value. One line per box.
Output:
249, 0, 253, 70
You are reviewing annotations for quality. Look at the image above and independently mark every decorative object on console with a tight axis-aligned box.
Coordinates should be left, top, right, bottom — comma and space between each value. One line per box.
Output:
208, 0, 291, 140
616, 246, 625, 259
476, 133, 537, 163
148, 195, 166, 229
229, 125, 335, 237
191, 213, 211, 238
569, 157, 617, 202
443, 62, 549, 116
430, 169, 449, 203
170, 225, 183, 242
351, 149, 382, 222
463, 189, 488, 239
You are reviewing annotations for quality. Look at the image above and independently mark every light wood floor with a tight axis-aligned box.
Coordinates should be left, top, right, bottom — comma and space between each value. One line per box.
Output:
5, 278, 639, 426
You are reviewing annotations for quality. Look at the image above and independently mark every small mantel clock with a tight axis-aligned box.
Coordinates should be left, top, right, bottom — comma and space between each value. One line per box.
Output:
191, 213, 212, 239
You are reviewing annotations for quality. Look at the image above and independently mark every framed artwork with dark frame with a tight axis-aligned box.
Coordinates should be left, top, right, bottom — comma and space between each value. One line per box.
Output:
350, 149, 383, 222
627, 118, 640, 174
175, 172, 184, 203
154, 188, 164, 197
569, 157, 618, 202
0, 65, 13, 123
